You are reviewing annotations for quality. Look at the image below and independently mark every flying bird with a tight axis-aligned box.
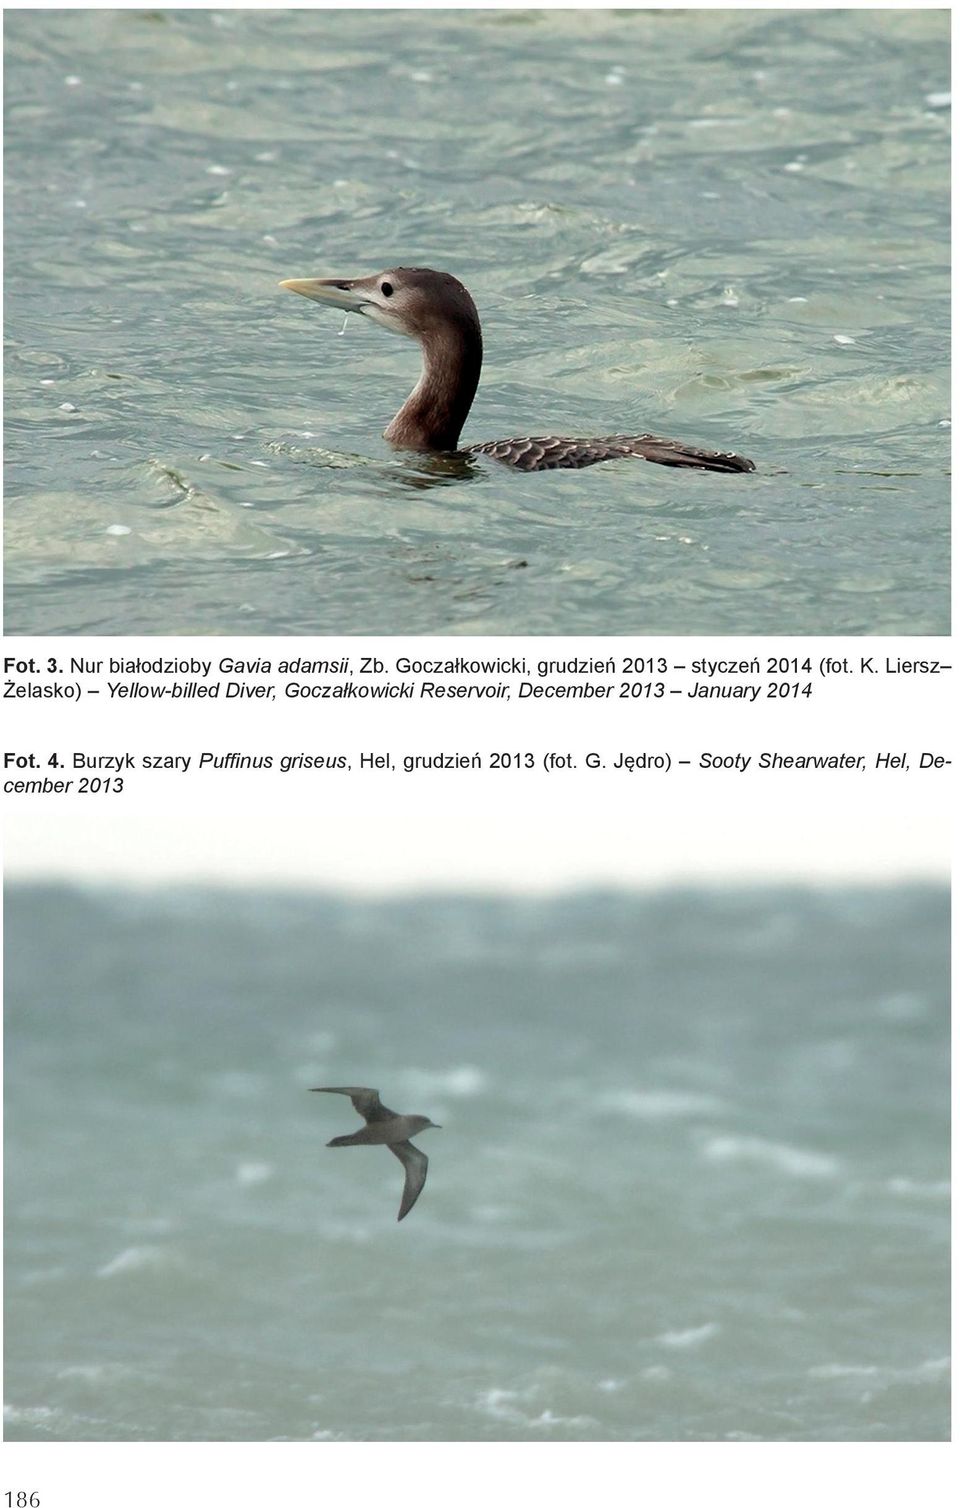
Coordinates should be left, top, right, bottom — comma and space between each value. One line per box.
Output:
311, 1085, 441, 1221
280, 266, 755, 474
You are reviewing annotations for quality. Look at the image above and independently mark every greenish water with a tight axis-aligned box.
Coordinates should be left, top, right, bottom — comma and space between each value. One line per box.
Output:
5, 884, 949, 1441
4, 9, 950, 635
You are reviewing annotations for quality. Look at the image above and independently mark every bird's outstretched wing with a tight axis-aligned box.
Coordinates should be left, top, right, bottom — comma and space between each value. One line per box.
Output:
389, 1140, 429, 1221
310, 1086, 397, 1122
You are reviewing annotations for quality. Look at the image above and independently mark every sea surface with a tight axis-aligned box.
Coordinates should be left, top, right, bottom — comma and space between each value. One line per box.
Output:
4, 8, 950, 636
4, 883, 949, 1441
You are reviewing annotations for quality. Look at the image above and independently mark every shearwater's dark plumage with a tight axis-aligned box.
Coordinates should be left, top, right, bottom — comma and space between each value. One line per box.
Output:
311, 1086, 441, 1221
280, 266, 755, 474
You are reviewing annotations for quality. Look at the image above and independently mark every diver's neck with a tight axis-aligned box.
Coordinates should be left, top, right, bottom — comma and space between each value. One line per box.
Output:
384, 325, 482, 451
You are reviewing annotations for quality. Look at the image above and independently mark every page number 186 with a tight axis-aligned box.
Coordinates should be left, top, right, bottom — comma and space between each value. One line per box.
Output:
5, 1494, 40, 1507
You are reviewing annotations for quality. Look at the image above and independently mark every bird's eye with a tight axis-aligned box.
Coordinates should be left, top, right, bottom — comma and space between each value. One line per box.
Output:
381, 282, 393, 297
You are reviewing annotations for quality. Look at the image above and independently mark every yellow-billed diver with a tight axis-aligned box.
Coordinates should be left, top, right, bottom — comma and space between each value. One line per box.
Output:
312, 1085, 441, 1221
280, 266, 755, 474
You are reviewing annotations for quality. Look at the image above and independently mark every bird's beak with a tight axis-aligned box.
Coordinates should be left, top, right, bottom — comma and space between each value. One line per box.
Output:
279, 277, 371, 312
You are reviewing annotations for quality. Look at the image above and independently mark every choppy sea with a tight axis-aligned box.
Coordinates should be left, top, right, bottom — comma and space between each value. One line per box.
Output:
5, 883, 949, 1440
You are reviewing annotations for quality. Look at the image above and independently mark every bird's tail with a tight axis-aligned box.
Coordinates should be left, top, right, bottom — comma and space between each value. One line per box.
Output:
327, 1132, 366, 1147
623, 437, 756, 472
